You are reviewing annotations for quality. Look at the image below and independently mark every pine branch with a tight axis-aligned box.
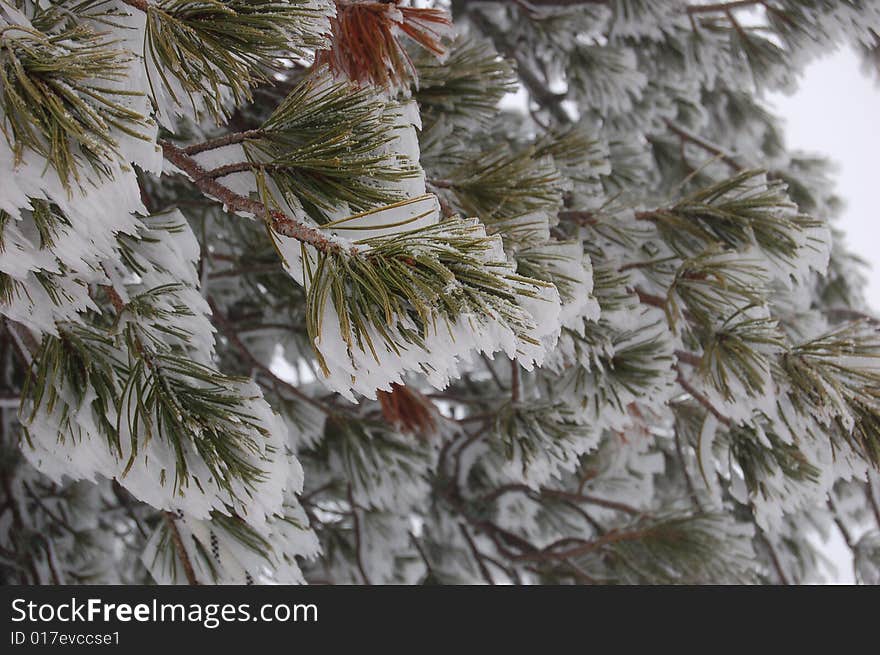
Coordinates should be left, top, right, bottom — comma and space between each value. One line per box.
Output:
459, 523, 496, 584
826, 497, 854, 551
675, 367, 733, 427
674, 428, 705, 513
182, 129, 264, 156
163, 511, 199, 585
159, 139, 346, 254
466, 8, 571, 124
413, 33, 517, 129
511, 527, 654, 562
300, 215, 548, 380
4, 320, 39, 362
347, 486, 370, 585
458, 0, 608, 8
686, 0, 767, 15
207, 297, 333, 415
245, 74, 421, 220
664, 120, 744, 172
481, 484, 641, 515
756, 531, 790, 585
436, 145, 565, 226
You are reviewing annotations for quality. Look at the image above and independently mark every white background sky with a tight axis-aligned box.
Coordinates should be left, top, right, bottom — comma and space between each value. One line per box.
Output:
770, 48, 880, 584
771, 49, 880, 308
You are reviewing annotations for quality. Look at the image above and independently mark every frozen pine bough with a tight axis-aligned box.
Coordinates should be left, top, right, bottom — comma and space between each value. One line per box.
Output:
1, 0, 880, 585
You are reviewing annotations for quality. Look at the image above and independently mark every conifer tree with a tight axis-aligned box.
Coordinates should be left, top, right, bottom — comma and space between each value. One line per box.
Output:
2, 0, 880, 585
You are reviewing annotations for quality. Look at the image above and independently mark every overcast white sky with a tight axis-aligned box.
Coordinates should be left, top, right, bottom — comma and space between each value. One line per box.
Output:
769, 48, 880, 584
770, 48, 880, 309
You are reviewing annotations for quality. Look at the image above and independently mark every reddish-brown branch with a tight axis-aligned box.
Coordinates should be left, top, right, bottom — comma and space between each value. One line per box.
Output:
480, 484, 641, 516
202, 162, 269, 179
5, 319, 39, 360
348, 486, 371, 585
674, 349, 703, 368
427, 178, 453, 189
160, 140, 346, 254
542, 489, 641, 515
826, 497, 855, 552
756, 531, 790, 585
466, 8, 570, 124
512, 527, 652, 562
183, 130, 264, 156
664, 120, 744, 172
635, 287, 667, 310
557, 210, 597, 226
163, 512, 199, 585
207, 297, 333, 415
686, 0, 765, 14
674, 428, 705, 513
510, 361, 520, 403
459, 523, 495, 585
675, 368, 733, 427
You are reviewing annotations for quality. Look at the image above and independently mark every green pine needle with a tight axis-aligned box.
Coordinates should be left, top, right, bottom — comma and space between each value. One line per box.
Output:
299, 217, 548, 376
144, 0, 330, 121
0, 23, 150, 187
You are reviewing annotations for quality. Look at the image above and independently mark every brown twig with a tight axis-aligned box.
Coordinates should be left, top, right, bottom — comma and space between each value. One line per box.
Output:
163, 512, 199, 585
664, 120, 744, 172
826, 497, 854, 551
347, 486, 371, 585
5, 319, 39, 361
160, 140, 346, 254
459, 523, 495, 585
480, 484, 641, 515
675, 368, 733, 427
558, 210, 598, 226
686, 0, 764, 14
512, 527, 651, 562
510, 360, 520, 403
466, 9, 571, 124
183, 129, 264, 156
207, 297, 333, 415
674, 349, 704, 368
674, 429, 705, 513
635, 287, 667, 310
101, 284, 126, 314
756, 531, 790, 585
